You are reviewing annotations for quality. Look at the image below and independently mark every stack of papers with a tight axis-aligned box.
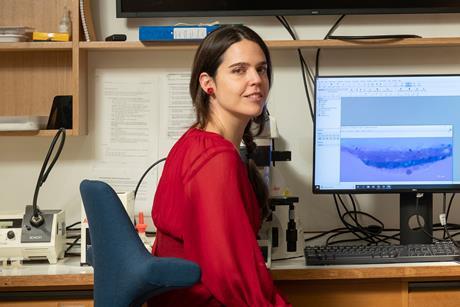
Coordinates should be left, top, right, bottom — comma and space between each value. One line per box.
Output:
0, 26, 34, 42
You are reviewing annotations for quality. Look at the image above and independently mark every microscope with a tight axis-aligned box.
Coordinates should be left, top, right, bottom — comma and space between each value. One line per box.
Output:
268, 196, 304, 260
250, 116, 304, 264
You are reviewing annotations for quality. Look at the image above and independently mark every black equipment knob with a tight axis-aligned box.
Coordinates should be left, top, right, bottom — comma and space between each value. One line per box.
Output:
7, 230, 15, 239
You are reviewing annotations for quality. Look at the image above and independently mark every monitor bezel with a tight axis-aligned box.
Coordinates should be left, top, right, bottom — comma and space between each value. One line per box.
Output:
312, 73, 460, 194
116, 0, 460, 18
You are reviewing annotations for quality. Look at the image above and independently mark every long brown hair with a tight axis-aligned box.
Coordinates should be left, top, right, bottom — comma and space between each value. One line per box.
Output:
189, 25, 272, 220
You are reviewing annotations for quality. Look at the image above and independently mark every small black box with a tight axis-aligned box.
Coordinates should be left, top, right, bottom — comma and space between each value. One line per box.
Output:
105, 34, 127, 41
47, 95, 72, 129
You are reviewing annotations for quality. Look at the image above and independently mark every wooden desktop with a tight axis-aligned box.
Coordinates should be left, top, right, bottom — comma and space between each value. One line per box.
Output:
1, 257, 460, 307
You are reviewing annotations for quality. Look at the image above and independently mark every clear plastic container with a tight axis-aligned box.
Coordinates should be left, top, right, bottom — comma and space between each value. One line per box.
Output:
58, 7, 71, 34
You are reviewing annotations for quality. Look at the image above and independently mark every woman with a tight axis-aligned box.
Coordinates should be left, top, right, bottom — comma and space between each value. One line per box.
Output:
150, 25, 291, 306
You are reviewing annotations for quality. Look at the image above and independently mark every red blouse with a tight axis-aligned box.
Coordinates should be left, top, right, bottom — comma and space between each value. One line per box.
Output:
150, 128, 290, 307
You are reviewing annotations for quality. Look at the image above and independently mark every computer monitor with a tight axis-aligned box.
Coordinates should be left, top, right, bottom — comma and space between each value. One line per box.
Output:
313, 74, 460, 244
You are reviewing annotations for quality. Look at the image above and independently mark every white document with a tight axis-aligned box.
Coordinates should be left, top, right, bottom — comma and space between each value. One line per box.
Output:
158, 72, 196, 157
92, 71, 161, 216
92, 71, 195, 220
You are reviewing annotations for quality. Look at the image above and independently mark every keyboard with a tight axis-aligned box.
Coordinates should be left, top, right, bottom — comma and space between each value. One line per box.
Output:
305, 242, 460, 265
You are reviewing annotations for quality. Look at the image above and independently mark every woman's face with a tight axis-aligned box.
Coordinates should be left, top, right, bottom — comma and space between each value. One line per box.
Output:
205, 39, 270, 122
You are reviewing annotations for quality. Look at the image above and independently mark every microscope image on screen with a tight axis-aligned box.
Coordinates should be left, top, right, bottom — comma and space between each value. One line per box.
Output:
340, 135, 453, 182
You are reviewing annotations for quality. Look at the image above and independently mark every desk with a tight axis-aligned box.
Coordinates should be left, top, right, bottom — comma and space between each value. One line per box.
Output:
0, 258, 93, 306
1, 257, 460, 307
272, 258, 460, 307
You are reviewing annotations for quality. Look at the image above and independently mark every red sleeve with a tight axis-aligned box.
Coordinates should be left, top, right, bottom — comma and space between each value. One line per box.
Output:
183, 151, 291, 307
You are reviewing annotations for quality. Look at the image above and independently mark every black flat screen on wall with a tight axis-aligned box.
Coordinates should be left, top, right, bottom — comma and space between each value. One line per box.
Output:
117, 1, 460, 18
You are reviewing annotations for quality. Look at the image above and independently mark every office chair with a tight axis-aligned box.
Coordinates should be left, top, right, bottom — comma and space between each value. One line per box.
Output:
80, 179, 201, 307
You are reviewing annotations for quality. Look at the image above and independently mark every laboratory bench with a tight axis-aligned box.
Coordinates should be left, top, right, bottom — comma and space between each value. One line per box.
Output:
272, 258, 460, 307
2, 257, 460, 306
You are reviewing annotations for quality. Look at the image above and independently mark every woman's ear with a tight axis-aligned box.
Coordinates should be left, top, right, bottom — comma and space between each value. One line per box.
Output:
199, 72, 215, 94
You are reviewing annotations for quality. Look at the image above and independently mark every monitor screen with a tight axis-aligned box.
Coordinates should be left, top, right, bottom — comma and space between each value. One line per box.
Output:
116, 1, 460, 17
313, 75, 460, 194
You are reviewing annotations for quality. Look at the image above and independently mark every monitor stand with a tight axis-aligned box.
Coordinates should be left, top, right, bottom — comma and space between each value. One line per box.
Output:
400, 192, 433, 245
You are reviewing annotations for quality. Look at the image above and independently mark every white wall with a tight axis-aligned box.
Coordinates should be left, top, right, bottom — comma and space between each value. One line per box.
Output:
2, 0, 460, 233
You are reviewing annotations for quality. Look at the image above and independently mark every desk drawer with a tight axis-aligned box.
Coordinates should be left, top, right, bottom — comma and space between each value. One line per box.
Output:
275, 280, 407, 307
409, 281, 460, 307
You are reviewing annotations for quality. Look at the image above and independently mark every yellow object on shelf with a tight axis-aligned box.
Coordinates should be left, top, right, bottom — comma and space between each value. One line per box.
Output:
32, 31, 70, 42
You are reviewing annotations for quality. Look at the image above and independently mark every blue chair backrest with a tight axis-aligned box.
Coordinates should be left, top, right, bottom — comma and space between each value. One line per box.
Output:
80, 179, 200, 307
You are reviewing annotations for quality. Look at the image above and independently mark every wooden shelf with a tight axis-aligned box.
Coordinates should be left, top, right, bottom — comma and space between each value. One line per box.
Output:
0, 42, 72, 52
0, 0, 87, 137
0, 129, 77, 137
267, 37, 460, 49
3, 0, 460, 139
79, 41, 199, 51
80, 37, 460, 51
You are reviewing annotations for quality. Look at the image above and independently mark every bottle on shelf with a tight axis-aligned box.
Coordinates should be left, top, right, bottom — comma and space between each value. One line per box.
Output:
58, 6, 72, 36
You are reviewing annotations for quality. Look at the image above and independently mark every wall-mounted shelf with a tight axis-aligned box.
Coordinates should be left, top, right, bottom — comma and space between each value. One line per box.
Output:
79, 37, 460, 51
80, 41, 199, 51
0, 129, 77, 137
0, 0, 86, 137
3, 0, 460, 138
0, 42, 73, 52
